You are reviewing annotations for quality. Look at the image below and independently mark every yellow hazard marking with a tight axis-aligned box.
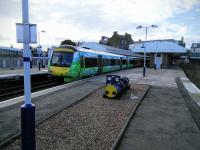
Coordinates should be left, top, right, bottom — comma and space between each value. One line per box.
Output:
104, 84, 117, 98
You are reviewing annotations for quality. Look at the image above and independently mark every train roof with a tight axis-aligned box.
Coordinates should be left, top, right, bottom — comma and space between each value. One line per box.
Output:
59, 45, 126, 57
78, 42, 143, 58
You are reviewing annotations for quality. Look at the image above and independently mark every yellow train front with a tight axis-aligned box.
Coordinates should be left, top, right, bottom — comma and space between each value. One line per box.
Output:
48, 46, 78, 82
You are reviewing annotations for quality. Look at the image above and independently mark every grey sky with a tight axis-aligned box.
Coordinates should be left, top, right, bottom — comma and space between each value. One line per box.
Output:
0, 0, 200, 48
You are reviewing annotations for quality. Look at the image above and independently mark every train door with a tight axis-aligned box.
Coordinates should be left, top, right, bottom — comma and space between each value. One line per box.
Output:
126, 56, 129, 67
80, 56, 84, 68
120, 57, 122, 69
97, 55, 103, 74
79, 55, 85, 78
154, 53, 162, 69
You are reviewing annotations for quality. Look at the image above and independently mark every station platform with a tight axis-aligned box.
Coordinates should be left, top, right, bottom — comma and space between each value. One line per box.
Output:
0, 68, 200, 150
0, 68, 48, 79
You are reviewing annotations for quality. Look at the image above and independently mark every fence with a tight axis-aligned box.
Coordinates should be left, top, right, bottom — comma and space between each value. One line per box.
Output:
0, 56, 49, 69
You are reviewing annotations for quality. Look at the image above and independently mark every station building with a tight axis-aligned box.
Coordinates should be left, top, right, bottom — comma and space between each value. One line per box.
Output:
0, 46, 23, 68
190, 43, 200, 53
99, 32, 134, 50
129, 40, 187, 69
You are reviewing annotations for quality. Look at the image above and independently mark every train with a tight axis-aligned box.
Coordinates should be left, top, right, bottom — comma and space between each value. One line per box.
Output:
48, 45, 144, 82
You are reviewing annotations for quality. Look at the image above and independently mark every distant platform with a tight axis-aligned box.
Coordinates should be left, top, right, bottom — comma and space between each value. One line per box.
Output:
0, 68, 48, 79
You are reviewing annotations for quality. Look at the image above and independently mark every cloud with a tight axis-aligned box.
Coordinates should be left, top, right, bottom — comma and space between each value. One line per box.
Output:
0, 0, 199, 47
0, 0, 21, 19
28, 0, 200, 29
132, 22, 188, 43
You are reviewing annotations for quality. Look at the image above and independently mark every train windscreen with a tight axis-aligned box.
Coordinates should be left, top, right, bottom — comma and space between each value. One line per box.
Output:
50, 51, 73, 67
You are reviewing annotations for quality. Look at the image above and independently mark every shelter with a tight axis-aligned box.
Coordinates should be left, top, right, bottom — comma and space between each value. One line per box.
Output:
190, 43, 200, 53
129, 40, 187, 69
0, 46, 23, 68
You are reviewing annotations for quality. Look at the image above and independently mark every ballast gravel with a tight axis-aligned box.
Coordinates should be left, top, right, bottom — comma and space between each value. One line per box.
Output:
2, 84, 149, 150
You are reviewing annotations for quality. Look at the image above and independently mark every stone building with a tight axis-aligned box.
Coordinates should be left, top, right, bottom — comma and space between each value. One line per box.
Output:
99, 32, 134, 50
190, 43, 200, 53
129, 40, 187, 69
99, 36, 109, 45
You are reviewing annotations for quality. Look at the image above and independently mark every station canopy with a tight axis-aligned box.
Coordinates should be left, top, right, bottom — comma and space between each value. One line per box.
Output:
79, 42, 143, 58
129, 40, 187, 53
0, 46, 21, 52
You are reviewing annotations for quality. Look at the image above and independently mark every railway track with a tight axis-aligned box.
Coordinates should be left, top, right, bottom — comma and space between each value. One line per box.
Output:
0, 74, 62, 102
0, 68, 138, 103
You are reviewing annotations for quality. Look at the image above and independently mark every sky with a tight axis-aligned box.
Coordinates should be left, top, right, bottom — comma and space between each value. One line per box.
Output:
0, 0, 200, 49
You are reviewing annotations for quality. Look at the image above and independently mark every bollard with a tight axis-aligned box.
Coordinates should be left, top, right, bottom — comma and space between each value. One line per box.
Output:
21, 104, 36, 150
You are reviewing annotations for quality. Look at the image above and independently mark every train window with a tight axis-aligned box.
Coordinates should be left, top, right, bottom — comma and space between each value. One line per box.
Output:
103, 59, 121, 66
130, 60, 134, 64
122, 59, 127, 65
116, 59, 120, 65
103, 59, 111, 66
111, 59, 115, 66
50, 51, 73, 67
85, 57, 97, 68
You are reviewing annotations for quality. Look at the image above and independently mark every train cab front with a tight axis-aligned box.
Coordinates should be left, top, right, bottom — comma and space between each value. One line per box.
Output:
48, 46, 74, 82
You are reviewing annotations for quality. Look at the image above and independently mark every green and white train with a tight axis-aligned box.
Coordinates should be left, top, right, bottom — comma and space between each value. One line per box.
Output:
48, 45, 142, 82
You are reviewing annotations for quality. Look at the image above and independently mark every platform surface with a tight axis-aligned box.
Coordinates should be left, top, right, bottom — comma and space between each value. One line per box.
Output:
0, 68, 200, 150
117, 86, 200, 150
117, 68, 200, 150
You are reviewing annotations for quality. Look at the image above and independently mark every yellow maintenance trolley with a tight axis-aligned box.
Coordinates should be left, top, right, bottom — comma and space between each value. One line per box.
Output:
104, 75, 130, 99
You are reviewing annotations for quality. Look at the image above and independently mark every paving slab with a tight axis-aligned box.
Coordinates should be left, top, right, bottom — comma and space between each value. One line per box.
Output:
117, 86, 200, 150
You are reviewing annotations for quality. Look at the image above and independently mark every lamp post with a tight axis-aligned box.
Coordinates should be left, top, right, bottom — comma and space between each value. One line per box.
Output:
136, 25, 158, 77
38, 30, 46, 46
37, 30, 46, 68
20, 0, 36, 149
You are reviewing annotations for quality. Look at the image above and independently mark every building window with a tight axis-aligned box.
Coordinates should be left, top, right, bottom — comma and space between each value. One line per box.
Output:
157, 53, 161, 57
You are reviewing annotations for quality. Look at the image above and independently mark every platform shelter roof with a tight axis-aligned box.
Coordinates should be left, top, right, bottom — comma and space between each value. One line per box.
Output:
0, 46, 21, 52
129, 40, 187, 53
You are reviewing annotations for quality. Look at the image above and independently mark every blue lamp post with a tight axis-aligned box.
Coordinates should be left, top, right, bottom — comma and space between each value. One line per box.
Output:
141, 44, 146, 77
20, 0, 36, 149
136, 25, 158, 77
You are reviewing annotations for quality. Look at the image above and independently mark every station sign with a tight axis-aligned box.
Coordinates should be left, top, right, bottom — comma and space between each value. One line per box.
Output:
16, 23, 37, 43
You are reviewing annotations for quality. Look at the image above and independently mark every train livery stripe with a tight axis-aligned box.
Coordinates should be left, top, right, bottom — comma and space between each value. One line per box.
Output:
55, 48, 74, 52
